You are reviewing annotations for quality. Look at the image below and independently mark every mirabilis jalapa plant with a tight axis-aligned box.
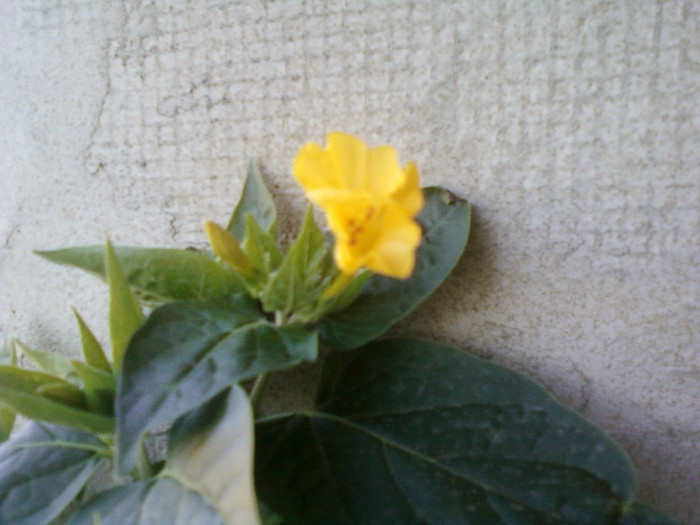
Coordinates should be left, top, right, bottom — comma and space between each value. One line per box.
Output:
0, 132, 678, 525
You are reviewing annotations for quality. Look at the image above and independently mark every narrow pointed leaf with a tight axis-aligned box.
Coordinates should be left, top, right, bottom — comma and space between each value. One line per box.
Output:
228, 159, 278, 241
319, 187, 471, 349
254, 338, 674, 524
116, 294, 317, 474
166, 386, 261, 524
0, 422, 107, 525
261, 207, 334, 318
0, 366, 113, 434
72, 361, 115, 415
15, 339, 81, 386
105, 240, 143, 372
36, 246, 245, 304
0, 334, 16, 366
243, 215, 283, 274
73, 309, 111, 372
0, 406, 13, 443
0, 336, 17, 441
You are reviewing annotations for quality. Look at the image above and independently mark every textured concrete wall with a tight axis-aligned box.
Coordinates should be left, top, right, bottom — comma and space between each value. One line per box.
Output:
1, 1, 698, 522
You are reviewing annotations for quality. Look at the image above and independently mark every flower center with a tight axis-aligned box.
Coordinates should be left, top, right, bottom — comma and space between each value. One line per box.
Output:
346, 204, 379, 248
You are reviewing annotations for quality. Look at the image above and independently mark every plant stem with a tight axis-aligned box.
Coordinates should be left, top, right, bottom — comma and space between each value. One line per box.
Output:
250, 372, 269, 414
134, 443, 153, 480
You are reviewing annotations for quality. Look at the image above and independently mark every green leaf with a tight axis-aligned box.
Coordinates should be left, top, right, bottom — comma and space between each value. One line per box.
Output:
228, 159, 278, 241
14, 339, 81, 386
166, 386, 261, 523
255, 338, 659, 524
0, 334, 16, 366
116, 294, 317, 474
70, 387, 261, 525
0, 422, 108, 525
619, 503, 680, 525
0, 336, 16, 441
0, 406, 14, 443
72, 361, 115, 415
105, 239, 143, 372
35, 245, 245, 304
243, 215, 283, 275
261, 207, 334, 319
0, 366, 114, 434
319, 187, 471, 349
73, 309, 112, 373
67, 479, 227, 525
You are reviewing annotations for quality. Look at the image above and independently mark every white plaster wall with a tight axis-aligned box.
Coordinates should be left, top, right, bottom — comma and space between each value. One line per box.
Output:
1, 1, 698, 522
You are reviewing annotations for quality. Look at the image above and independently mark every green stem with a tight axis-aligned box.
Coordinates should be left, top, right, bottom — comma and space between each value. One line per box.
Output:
250, 373, 269, 414
134, 443, 153, 480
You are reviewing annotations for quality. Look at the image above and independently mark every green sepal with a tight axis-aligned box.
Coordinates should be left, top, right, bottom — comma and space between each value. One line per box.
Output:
0, 422, 108, 525
261, 206, 334, 320
73, 308, 112, 373
0, 365, 114, 434
319, 187, 471, 349
72, 360, 116, 415
14, 339, 81, 386
105, 239, 143, 373
116, 294, 317, 474
228, 159, 278, 241
254, 338, 678, 524
243, 214, 284, 276
35, 245, 245, 305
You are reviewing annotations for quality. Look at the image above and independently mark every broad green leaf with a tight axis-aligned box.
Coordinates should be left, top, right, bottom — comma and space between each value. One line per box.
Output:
73, 309, 111, 372
14, 339, 81, 386
619, 503, 680, 524
70, 388, 260, 525
36, 245, 245, 304
105, 239, 143, 372
243, 215, 283, 275
319, 187, 471, 349
67, 479, 227, 525
0, 366, 113, 434
228, 159, 278, 241
166, 386, 261, 524
0, 335, 16, 441
0, 422, 107, 525
261, 207, 334, 319
72, 361, 115, 415
116, 294, 317, 474
254, 338, 672, 524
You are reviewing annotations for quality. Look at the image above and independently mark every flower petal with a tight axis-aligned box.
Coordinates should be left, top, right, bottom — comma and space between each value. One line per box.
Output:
327, 132, 368, 191
293, 142, 341, 192
366, 146, 405, 197
391, 162, 424, 216
367, 205, 422, 278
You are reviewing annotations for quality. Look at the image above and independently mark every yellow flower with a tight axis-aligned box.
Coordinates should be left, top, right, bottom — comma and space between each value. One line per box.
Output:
293, 132, 424, 279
